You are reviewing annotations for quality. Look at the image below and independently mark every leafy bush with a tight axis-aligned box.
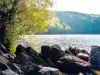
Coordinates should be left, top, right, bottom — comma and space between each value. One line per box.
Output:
0, 0, 53, 54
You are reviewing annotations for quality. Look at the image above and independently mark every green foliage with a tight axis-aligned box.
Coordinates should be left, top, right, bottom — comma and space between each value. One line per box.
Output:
47, 11, 100, 34
9, 41, 16, 56
47, 17, 70, 34
55, 11, 100, 34
0, 0, 52, 54
0, 0, 13, 12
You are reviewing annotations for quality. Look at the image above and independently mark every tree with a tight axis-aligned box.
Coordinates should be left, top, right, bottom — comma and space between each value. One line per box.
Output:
47, 17, 70, 34
0, 0, 52, 54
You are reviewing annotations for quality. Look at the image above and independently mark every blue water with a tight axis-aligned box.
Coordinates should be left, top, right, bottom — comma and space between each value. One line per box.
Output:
19, 35, 100, 52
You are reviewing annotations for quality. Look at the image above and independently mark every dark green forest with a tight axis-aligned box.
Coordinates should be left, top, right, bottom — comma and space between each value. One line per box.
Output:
47, 11, 100, 34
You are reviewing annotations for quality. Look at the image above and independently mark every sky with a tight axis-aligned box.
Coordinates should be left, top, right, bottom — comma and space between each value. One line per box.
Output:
49, 0, 100, 14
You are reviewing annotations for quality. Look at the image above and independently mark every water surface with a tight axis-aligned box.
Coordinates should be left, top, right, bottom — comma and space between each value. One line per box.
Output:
19, 35, 100, 52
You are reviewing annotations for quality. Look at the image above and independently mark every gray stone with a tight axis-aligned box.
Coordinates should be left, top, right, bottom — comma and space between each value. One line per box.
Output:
90, 46, 100, 70
41, 45, 65, 63
77, 53, 89, 61
0, 43, 8, 53
38, 67, 60, 75
2, 69, 18, 75
57, 54, 90, 73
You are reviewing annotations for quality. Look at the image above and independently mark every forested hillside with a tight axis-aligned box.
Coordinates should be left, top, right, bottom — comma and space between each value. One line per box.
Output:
47, 11, 100, 34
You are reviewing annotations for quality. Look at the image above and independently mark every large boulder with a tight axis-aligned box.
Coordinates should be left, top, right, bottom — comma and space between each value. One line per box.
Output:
77, 53, 89, 62
26, 47, 39, 57
38, 67, 60, 75
41, 45, 51, 58
57, 54, 90, 74
50, 44, 65, 62
90, 46, 100, 70
26, 47, 47, 66
41, 45, 65, 63
0, 61, 19, 75
15, 52, 35, 64
15, 44, 26, 55
22, 61, 41, 75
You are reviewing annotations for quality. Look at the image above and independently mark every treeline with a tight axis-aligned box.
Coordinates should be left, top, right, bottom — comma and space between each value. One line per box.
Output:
47, 11, 100, 34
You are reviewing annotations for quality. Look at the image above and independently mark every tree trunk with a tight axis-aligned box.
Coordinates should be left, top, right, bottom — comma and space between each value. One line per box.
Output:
0, 26, 5, 44
0, 12, 5, 44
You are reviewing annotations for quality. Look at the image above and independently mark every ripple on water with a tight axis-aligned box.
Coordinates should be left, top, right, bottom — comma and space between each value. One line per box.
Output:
18, 35, 100, 52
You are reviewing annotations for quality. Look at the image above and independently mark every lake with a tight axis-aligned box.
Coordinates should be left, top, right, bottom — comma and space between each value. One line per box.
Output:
19, 34, 100, 53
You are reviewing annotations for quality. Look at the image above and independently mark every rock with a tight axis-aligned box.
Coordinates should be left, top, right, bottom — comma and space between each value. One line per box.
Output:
23, 61, 41, 75
50, 44, 65, 62
44, 58, 57, 68
32, 55, 47, 66
15, 52, 35, 64
0, 50, 3, 56
15, 45, 38, 64
41, 45, 51, 58
26, 47, 39, 57
21, 61, 40, 72
0, 69, 2, 75
2, 69, 18, 75
65, 49, 71, 54
51, 44, 61, 50
3, 54, 15, 62
80, 50, 89, 55
7, 63, 22, 74
0, 55, 10, 65
39, 53, 46, 60
38, 67, 60, 75
68, 46, 79, 56
90, 46, 100, 70
0, 61, 9, 71
39, 53, 56, 68
15, 45, 47, 66
15, 44, 26, 55
0, 61, 19, 75
77, 53, 89, 61
0, 43, 98, 75
0, 43, 8, 53
41, 45, 65, 63
26, 47, 47, 66
15, 51, 42, 75
0, 54, 22, 74
57, 54, 90, 74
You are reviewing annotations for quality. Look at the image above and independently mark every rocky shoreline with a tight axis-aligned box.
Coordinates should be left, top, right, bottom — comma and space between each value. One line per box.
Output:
0, 43, 100, 75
